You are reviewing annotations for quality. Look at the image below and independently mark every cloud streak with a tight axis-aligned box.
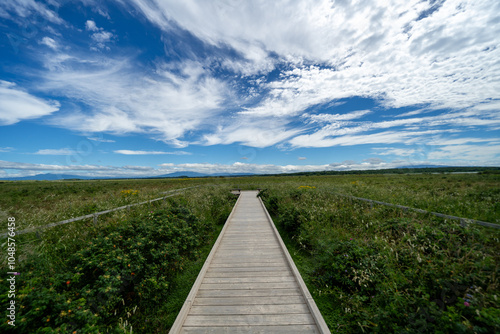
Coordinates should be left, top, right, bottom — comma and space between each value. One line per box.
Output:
1, 0, 498, 169
0, 81, 60, 125
114, 150, 191, 155
121, 0, 500, 150
40, 54, 230, 147
2, 155, 498, 180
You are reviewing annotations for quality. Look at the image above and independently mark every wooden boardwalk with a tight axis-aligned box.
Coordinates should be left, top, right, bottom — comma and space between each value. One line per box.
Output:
170, 191, 330, 333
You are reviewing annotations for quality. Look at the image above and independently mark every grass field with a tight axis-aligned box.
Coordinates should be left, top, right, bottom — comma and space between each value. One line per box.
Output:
0, 172, 499, 332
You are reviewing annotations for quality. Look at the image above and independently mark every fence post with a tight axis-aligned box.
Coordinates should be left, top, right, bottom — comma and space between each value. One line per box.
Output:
93, 213, 98, 226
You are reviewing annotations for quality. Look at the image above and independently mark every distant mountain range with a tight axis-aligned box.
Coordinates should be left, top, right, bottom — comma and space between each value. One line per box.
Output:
0, 173, 93, 181
0, 171, 254, 181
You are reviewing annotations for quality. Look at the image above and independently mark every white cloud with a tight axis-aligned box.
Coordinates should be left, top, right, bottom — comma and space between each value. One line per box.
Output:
91, 31, 113, 49
80, 0, 111, 19
372, 147, 417, 157
0, 0, 64, 25
87, 136, 115, 143
0, 160, 108, 171
2, 154, 497, 179
0, 81, 60, 125
34, 148, 76, 155
91, 31, 113, 44
304, 110, 373, 124
0, 159, 409, 178
127, 0, 500, 135
40, 36, 58, 50
114, 150, 191, 155
7, 0, 498, 161
428, 144, 500, 163
0, 147, 14, 153
85, 20, 99, 31
40, 54, 230, 147
84, 19, 114, 49
289, 128, 456, 148
201, 116, 303, 148
288, 106, 500, 148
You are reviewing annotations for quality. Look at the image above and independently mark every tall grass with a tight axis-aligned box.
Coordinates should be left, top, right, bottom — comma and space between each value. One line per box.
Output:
0, 178, 211, 233
260, 183, 500, 333
0, 184, 236, 333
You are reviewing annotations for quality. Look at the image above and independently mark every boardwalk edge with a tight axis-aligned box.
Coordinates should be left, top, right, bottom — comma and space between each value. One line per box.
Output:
168, 192, 242, 333
258, 195, 332, 334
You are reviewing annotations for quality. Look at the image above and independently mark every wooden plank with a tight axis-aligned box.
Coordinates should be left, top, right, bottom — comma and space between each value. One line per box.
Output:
212, 251, 282, 256
208, 262, 287, 268
212, 254, 284, 260
183, 314, 316, 326
204, 271, 291, 278
196, 288, 301, 298
207, 266, 288, 272
202, 276, 296, 284
180, 325, 319, 334
189, 303, 310, 315
211, 260, 286, 265
212, 255, 284, 260
192, 295, 306, 306
213, 250, 282, 255
199, 282, 297, 290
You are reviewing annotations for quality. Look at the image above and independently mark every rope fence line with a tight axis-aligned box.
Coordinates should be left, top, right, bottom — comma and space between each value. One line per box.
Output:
330, 192, 500, 229
1, 186, 200, 238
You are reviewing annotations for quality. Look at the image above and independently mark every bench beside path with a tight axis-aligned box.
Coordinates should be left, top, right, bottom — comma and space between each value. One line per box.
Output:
169, 190, 330, 333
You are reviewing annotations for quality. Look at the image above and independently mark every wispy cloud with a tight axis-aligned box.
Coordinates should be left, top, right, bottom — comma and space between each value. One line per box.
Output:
122, 0, 500, 150
40, 54, 230, 148
0, 0, 64, 25
372, 147, 417, 157
87, 137, 115, 143
0, 147, 14, 153
304, 110, 373, 124
428, 144, 500, 163
40, 36, 58, 50
34, 148, 76, 155
0, 80, 60, 125
0, 160, 108, 171
2, 154, 498, 180
85, 19, 114, 50
3, 0, 499, 166
114, 150, 191, 155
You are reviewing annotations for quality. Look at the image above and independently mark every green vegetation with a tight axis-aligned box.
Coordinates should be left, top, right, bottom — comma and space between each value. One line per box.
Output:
0, 178, 211, 234
0, 172, 498, 332
260, 182, 500, 333
0, 185, 236, 333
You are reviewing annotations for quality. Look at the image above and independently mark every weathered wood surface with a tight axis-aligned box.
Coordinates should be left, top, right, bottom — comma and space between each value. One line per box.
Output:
170, 191, 330, 334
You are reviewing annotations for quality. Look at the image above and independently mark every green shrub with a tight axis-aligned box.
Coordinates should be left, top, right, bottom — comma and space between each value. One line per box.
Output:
0, 203, 216, 333
262, 186, 500, 333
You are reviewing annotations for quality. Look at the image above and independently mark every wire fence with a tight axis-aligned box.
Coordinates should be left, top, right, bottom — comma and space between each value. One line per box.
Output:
0, 186, 199, 238
330, 192, 499, 229
4, 184, 497, 238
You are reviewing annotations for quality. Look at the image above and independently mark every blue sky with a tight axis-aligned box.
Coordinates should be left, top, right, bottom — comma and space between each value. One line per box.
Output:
0, 0, 499, 178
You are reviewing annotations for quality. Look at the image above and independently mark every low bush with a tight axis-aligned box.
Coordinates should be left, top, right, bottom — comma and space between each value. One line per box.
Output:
261, 187, 500, 333
0, 188, 235, 333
